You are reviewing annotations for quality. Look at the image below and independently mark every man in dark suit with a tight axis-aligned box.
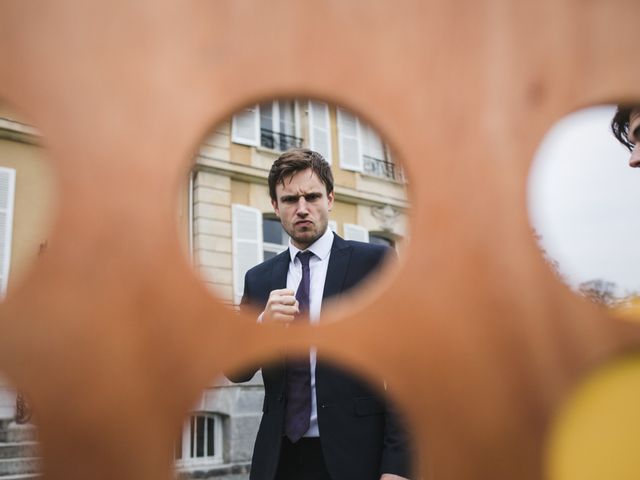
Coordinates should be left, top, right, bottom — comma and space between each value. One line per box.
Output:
228, 149, 411, 480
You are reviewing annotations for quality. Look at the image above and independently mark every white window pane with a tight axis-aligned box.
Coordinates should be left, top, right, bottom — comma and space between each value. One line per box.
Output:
362, 124, 385, 159
260, 102, 273, 131
343, 223, 370, 243
337, 108, 363, 171
232, 205, 263, 304
279, 100, 296, 137
0, 168, 15, 297
231, 106, 259, 146
309, 101, 332, 163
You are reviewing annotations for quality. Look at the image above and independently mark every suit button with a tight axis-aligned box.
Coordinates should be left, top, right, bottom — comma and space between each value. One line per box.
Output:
320, 403, 326, 409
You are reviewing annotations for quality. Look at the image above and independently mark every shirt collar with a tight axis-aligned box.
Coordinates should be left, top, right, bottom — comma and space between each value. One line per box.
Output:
288, 226, 334, 263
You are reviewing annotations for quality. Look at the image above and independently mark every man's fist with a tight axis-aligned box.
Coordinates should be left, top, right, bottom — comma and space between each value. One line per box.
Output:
261, 289, 299, 324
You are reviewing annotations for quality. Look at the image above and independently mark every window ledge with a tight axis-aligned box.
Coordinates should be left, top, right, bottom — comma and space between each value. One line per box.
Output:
0, 117, 40, 145
255, 145, 286, 156
175, 461, 251, 478
360, 171, 407, 185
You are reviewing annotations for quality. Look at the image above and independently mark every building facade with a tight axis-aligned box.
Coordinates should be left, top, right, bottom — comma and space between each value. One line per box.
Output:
0, 99, 409, 479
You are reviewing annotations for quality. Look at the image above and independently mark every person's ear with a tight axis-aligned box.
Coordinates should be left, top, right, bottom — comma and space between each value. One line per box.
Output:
630, 144, 640, 168
272, 199, 281, 217
327, 191, 334, 211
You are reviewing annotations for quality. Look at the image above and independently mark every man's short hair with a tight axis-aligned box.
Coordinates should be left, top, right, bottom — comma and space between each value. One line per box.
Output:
268, 148, 334, 202
611, 105, 637, 151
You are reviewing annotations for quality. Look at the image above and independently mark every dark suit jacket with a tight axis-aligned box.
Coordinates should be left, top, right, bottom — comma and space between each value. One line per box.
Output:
228, 233, 411, 480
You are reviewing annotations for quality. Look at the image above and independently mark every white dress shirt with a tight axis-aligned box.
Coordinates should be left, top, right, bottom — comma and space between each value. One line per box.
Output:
285, 226, 334, 437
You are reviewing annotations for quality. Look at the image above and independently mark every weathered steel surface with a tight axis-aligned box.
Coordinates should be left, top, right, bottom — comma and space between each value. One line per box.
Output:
0, 1, 639, 479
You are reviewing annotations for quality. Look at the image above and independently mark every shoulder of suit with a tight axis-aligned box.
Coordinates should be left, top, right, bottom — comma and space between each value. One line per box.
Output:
342, 238, 388, 254
339, 238, 391, 263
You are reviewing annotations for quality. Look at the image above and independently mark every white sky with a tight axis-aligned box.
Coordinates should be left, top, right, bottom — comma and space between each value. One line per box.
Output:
527, 105, 640, 296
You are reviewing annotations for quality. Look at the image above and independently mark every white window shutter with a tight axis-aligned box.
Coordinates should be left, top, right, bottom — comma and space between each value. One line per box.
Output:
231, 105, 260, 146
343, 223, 369, 243
0, 168, 16, 298
337, 108, 363, 171
232, 204, 263, 304
328, 220, 337, 233
308, 101, 332, 164
361, 124, 385, 160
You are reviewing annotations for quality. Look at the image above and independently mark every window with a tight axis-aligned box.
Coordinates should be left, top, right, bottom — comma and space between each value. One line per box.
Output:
308, 101, 332, 163
231, 102, 302, 152
232, 206, 290, 304
369, 233, 395, 248
343, 223, 369, 243
232, 205, 339, 304
0, 167, 16, 298
361, 125, 396, 181
263, 217, 288, 261
337, 108, 362, 172
175, 413, 223, 467
337, 110, 402, 182
232, 204, 263, 305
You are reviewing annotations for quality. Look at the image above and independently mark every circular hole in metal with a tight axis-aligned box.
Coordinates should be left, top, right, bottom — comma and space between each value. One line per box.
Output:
186, 98, 411, 317
528, 104, 640, 318
173, 361, 416, 480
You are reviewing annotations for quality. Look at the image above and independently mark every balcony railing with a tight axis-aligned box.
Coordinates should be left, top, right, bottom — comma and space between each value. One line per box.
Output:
260, 128, 303, 152
363, 155, 405, 182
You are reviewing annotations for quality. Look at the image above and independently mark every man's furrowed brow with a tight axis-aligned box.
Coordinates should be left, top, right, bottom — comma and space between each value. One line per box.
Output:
280, 194, 299, 202
279, 191, 324, 202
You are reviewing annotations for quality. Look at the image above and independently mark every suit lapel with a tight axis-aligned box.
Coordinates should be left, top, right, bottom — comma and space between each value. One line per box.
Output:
270, 250, 290, 295
322, 234, 352, 304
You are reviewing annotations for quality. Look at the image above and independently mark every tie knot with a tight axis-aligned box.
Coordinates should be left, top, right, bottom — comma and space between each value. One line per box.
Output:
296, 250, 313, 267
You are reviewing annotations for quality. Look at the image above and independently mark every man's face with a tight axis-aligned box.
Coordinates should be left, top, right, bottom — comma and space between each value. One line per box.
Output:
272, 169, 334, 250
628, 109, 640, 168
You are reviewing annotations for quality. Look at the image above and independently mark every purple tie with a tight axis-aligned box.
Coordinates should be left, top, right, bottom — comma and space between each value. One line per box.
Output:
284, 250, 313, 443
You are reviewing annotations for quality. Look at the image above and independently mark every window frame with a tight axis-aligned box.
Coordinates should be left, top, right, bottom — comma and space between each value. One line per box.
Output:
343, 223, 370, 243
231, 204, 264, 305
308, 100, 333, 164
337, 107, 364, 172
0, 167, 16, 298
261, 100, 301, 152
262, 215, 289, 260
174, 412, 224, 469
230, 105, 260, 147
231, 102, 302, 152
336, 112, 403, 182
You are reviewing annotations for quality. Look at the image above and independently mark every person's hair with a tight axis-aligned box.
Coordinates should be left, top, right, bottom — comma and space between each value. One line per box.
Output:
268, 148, 334, 202
611, 105, 637, 151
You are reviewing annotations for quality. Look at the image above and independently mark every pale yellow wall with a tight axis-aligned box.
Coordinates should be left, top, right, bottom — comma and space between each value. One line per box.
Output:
192, 171, 233, 302
356, 174, 408, 203
230, 143, 252, 166
230, 179, 250, 205
251, 149, 279, 171
328, 106, 357, 190
199, 121, 231, 162
249, 183, 273, 214
0, 138, 55, 294
358, 205, 409, 238
330, 201, 358, 238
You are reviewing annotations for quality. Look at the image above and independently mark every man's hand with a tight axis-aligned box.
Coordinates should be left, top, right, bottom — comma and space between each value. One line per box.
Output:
380, 475, 409, 480
261, 289, 299, 325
